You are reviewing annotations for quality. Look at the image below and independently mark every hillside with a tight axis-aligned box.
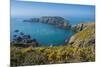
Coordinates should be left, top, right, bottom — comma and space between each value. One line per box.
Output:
68, 23, 95, 47
11, 46, 95, 66
11, 22, 95, 66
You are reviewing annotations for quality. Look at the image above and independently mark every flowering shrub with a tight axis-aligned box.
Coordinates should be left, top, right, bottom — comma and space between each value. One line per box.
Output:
11, 45, 95, 66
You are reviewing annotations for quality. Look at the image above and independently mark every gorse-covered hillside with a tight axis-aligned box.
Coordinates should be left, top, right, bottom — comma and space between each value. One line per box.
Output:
11, 45, 95, 66
11, 22, 95, 66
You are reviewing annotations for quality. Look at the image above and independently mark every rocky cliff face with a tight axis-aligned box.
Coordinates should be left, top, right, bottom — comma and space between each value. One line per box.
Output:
23, 16, 71, 29
71, 23, 95, 32
68, 23, 95, 47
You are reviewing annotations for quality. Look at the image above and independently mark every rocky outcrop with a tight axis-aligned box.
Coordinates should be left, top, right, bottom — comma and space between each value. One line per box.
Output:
23, 16, 71, 29
68, 23, 95, 47
23, 18, 39, 22
11, 30, 39, 47
71, 22, 95, 32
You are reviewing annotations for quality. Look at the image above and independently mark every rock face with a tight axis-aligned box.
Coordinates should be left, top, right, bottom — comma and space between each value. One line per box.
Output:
68, 23, 95, 47
71, 23, 95, 32
23, 16, 71, 29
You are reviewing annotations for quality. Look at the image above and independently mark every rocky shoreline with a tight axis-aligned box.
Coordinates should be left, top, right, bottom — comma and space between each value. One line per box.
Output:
21, 16, 95, 47
11, 21, 95, 66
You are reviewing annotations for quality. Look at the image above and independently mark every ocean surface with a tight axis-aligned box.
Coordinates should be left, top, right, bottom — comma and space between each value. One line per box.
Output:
10, 17, 94, 46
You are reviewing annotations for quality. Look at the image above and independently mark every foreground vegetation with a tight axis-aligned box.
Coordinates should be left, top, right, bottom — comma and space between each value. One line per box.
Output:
11, 22, 95, 66
11, 45, 95, 66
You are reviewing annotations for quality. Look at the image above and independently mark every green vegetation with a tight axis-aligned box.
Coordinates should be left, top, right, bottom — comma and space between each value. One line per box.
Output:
10, 23, 95, 66
11, 46, 95, 66
69, 23, 95, 47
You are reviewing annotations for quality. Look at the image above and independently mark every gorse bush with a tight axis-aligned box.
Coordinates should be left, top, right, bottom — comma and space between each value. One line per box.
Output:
79, 46, 95, 62
10, 46, 25, 66
11, 45, 95, 66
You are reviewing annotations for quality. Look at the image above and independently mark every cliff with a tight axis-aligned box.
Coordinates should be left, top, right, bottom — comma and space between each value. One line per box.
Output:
23, 16, 71, 29
68, 23, 95, 47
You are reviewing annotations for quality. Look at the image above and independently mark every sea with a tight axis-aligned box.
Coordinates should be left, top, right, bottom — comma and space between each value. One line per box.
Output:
10, 17, 95, 46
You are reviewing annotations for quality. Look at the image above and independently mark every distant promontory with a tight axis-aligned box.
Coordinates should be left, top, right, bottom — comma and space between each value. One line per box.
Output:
23, 16, 71, 29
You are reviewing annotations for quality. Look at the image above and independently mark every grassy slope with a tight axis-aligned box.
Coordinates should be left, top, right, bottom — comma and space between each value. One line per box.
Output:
11, 23, 95, 66
69, 23, 95, 47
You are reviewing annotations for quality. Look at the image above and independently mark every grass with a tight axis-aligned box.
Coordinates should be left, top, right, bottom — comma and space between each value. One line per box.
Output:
74, 26, 95, 41
69, 23, 95, 47
10, 23, 95, 66
11, 45, 95, 66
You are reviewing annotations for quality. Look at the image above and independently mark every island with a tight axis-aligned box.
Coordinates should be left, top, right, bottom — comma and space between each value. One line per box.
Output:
23, 16, 71, 29
11, 16, 95, 66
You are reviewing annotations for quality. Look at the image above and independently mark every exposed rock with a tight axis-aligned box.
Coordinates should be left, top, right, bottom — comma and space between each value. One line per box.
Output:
23, 16, 71, 29
11, 31, 38, 47
71, 22, 95, 32
23, 18, 39, 22
14, 29, 19, 32
68, 23, 95, 47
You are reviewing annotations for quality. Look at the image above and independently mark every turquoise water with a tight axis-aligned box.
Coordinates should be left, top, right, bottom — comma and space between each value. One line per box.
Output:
10, 1, 95, 46
10, 18, 75, 46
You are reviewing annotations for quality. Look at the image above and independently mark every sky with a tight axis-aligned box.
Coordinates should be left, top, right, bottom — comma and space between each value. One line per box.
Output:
11, 0, 95, 19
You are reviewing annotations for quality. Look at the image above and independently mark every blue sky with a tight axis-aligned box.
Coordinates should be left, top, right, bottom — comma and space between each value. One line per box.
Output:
11, 0, 95, 19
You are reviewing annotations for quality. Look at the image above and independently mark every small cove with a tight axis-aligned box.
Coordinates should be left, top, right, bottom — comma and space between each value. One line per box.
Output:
11, 18, 75, 46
